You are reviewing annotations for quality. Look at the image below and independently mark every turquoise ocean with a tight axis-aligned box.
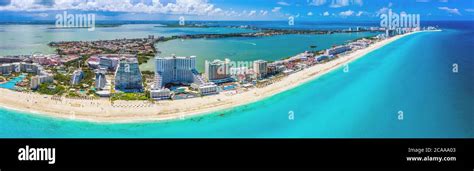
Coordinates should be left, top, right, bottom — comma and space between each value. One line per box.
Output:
0, 21, 472, 138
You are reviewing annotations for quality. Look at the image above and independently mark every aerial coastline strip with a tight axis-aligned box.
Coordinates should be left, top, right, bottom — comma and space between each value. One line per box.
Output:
0, 31, 424, 123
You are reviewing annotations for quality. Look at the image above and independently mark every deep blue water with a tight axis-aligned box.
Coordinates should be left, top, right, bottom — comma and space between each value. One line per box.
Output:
0, 21, 473, 138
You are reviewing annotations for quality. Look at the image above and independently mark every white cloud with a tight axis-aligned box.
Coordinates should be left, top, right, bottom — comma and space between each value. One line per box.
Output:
277, 1, 290, 6
438, 7, 461, 15
224, 10, 237, 17
330, 0, 363, 8
239, 10, 247, 16
307, 12, 313, 16
356, 11, 364, 16
323, 11, 330, 16
272, 7, 281, 13
309, 0, 327, 6
330, 0, 349, 8
248, 10, 257, 16
339, 10, 354, 17
1, 0, 44, 11
0, 0, 224, 16
376, 3, 392, 16
310, 0, 363, 7
466, 9, 474, 13
260, 10, 268, 16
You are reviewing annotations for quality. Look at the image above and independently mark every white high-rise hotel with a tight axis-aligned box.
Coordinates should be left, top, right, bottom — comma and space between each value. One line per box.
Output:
154, 55, 197, 88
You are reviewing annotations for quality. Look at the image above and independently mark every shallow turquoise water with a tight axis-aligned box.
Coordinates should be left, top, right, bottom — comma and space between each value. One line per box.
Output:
0, 28, 472, 138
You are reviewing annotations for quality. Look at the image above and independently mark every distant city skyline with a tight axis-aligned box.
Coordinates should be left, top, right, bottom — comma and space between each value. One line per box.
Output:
0, 0, 473, 21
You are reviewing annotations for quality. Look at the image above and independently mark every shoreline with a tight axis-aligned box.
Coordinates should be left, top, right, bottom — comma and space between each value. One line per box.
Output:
0, 31, 423, 123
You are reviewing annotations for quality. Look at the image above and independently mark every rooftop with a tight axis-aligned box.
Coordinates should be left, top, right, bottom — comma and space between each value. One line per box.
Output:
155, 55, 196, 60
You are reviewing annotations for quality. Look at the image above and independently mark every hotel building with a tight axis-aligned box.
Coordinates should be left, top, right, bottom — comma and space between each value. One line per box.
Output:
325, 45, 351, 56
114, 58, 143, 92
151, 55, 197, 100
70, 70, 84, 85
196, 82, 219, 96
229, 67, 253, 83
149, 89, 172, 100
99, 57, 119, 71
30, 73, 54, 90
253, 60, 268, 80
88, 54, 135, 71
0, 61, 53, 89
349, 41, 369, 50
1, 62, 45, 76
205, 59, 233, 84
95, 68, 107, 90
0, 64, 14, 75
191, 69, 219, 96
154, 55, 197, 88
151, 55, 219, 100
20, 63, 41, 75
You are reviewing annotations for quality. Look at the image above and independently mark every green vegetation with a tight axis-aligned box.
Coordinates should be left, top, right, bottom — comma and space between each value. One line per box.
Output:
162, 37, 176, 41
111, 92, 149, 101
315, 50, 325, 55
67, 68, 95, 89
36, 82, 66, 95
353, 36, 377, 41
142, 76, 148, 88
141, 71, 154, 75
137, 54, 154, 65
53, 73, 71, 85
67, 91, 80, 98
81, 68, 95, 85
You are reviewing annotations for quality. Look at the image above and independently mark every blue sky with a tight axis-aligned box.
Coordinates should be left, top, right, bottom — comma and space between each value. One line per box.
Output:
0, 0, 472, 21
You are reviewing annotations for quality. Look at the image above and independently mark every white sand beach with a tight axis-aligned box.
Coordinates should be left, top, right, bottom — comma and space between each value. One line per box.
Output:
0, 31, 421, 123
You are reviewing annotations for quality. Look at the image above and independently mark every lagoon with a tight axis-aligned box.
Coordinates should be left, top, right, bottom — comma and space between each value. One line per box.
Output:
141, 32, 378, 72
0, 24, 254, 56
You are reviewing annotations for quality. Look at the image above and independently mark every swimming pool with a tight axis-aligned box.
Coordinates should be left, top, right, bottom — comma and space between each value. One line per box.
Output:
0, 74, 26, 90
